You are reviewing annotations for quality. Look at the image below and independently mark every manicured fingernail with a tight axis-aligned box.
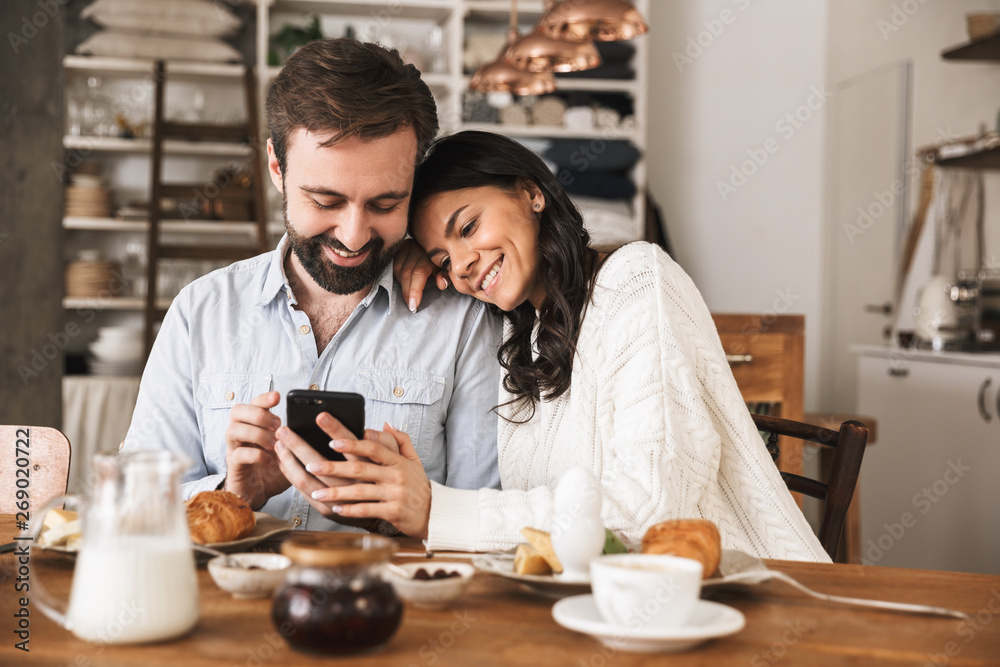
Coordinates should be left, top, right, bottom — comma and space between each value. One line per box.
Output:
330, 439, 346, 450
311, 490, 325, 500
276, 426, 289, 438
384, 421, 397, 431
275, 441, 285, 453
331, 505, 343, 514
409, 297, 417, 313
271, 417, 280, 429
442, 278, 448, 288
306, 462, 321, 473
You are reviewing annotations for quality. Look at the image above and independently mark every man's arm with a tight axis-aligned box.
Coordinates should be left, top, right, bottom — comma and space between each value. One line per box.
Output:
122, 290, 223, 497
443, 301, 502, 490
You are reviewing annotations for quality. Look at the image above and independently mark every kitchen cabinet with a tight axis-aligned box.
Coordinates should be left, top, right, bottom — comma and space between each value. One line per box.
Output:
855, 347, 1000, 575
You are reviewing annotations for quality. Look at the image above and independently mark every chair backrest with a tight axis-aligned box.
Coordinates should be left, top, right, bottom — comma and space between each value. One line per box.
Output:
751, 414, 868, 560
0, 426, 71, 514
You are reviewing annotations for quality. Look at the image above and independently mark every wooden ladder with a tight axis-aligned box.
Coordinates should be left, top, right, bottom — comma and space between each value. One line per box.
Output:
143, 61, 269, 354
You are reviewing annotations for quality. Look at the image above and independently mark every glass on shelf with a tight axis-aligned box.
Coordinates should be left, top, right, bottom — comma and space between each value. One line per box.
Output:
122, 242, 147, 298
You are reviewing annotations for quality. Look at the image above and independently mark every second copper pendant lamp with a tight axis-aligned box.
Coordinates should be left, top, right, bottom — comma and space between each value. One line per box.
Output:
503, 0, 601, 73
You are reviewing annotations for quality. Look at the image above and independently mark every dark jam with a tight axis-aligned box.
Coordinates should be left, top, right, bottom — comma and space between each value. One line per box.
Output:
272, 569, 403, 655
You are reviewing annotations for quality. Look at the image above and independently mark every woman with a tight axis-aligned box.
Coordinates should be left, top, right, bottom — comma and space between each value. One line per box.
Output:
282, 131, 829, 561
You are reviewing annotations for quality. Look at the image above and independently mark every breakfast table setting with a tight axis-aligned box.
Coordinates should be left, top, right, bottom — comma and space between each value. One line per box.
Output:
3, 450, 1000, 666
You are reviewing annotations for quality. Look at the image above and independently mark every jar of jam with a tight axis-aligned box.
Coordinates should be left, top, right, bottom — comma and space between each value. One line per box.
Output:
272, 532, 403, 655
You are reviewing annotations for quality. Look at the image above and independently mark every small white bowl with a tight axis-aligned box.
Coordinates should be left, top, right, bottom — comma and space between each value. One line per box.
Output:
88, 341, 144, 362
207, 553, 291, 599
97, 326, 143, 341
385, 562, 475, 609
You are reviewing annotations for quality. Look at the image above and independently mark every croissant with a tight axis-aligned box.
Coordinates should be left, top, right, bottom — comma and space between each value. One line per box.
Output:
641, 518, 721, 579
185, 490, 256, 545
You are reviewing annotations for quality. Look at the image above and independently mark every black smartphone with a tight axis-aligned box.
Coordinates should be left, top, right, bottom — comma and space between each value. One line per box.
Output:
286, 390, 366, 461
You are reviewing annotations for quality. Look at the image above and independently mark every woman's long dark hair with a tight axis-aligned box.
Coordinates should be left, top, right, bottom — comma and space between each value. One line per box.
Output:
411, 131, 602, 421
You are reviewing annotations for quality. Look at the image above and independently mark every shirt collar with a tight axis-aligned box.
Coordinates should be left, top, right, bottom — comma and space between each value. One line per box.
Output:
258, 234, 398, 312
259, 234, 291, 306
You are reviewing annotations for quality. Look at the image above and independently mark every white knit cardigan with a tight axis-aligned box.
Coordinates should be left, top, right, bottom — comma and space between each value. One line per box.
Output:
427, 242, 830, 562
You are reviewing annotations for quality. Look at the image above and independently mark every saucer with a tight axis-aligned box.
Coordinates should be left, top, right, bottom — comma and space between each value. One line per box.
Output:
552, 595, 745, 653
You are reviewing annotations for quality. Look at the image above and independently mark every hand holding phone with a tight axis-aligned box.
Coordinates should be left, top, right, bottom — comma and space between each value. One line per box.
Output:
286, 390, 365, 461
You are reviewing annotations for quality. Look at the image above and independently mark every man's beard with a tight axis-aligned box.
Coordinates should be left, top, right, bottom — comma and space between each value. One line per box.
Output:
283, 193, 403, 296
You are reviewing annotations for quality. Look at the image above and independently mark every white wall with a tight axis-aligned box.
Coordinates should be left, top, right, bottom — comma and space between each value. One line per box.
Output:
821, 0, 1000, 411
647, 0, 830, 409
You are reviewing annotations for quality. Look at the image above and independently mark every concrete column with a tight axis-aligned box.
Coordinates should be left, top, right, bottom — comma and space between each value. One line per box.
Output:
0, 1, 66, 427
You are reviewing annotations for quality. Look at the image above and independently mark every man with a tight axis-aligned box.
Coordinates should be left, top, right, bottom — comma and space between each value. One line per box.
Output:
123, 39, 502, 532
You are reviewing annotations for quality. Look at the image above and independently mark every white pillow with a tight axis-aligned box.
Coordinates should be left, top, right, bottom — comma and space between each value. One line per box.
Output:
81, 0, 241, 37
76, 30, 243, 63
573, 196, 640, 245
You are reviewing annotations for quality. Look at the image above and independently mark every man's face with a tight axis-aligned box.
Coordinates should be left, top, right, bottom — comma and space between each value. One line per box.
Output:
268, 127, 417, 295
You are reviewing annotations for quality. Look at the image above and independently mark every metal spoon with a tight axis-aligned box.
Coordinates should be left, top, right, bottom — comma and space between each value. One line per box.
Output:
385, 562, 413, 579
706, 550, 969, 620
192, 543, 245, 568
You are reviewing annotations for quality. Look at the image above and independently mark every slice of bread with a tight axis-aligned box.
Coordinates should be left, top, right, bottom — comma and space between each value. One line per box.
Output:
514, 543, 552, 575
520, 526, 563, 573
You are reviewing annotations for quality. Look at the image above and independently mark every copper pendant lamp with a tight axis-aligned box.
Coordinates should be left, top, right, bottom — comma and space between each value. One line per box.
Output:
469, 5, 557, 94
538, 0, 649, 42
503, 1, 601, 73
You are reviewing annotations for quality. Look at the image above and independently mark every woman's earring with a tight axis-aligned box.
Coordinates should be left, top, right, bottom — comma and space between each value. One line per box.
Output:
533, 202, 542, 211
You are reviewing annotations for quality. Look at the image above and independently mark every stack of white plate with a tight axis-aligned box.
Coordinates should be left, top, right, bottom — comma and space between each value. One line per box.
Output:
86, 327, 145, 376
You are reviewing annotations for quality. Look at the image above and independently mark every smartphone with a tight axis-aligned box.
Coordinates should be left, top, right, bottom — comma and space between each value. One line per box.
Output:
285, 390, 365, 461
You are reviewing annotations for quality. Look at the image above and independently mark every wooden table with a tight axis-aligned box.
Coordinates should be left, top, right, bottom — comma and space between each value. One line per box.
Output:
3, 515, 999, 666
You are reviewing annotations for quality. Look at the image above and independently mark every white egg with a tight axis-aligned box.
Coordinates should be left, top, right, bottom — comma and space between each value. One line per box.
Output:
553, 467, 602, 515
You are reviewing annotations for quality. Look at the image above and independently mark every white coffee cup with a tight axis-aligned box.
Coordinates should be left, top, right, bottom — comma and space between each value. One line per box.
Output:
590, 554, 703, 629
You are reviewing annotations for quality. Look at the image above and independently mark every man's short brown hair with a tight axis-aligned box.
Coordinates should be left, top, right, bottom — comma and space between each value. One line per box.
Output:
265, 38, 439, 176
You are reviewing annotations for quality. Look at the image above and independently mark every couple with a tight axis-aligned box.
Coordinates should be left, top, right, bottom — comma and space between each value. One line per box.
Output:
125, 38, 827, 561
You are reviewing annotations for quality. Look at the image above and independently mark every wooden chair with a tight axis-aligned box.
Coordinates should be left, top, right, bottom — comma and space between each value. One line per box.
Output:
751, 414, 868, 560
0, 426, 71, 514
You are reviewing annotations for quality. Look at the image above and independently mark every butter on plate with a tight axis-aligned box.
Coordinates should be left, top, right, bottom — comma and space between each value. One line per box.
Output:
39, 509, 81, 547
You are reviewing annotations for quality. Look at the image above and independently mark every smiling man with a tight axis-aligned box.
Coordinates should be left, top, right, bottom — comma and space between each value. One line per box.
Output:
123, 39, 502, 533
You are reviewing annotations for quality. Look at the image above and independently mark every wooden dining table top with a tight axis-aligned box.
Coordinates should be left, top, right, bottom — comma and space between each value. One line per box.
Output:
3, 513, 999, 667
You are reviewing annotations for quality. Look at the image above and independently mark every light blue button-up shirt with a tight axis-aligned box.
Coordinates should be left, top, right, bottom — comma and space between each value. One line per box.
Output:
124, 235, 502, 531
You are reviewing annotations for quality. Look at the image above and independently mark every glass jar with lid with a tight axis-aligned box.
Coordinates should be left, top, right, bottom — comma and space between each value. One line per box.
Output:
272, 532, 403, 655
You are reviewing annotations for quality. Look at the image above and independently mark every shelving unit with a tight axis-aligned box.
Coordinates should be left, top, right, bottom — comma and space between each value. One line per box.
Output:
941, 31, 1000, 61
935, 145, 1000, 170
933, 30, 1000, 172
257, 0, 649, 240
61, 45, 275, 371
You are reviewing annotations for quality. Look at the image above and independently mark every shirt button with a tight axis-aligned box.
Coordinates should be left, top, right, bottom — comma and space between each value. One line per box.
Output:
225, 391, 235, 401
393, 386, 404, 398
299, 325, 310, 335
292, 516, 301, 527
309, 383, 318, 391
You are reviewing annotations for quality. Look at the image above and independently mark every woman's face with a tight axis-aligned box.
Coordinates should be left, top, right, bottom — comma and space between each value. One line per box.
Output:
413, 184, 546, 311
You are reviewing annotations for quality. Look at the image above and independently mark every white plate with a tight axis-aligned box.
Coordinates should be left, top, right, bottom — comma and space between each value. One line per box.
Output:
194, 513, 295, 552
552, 595, 745, 653
472, 552, 591, 598
37, 513, 294, 555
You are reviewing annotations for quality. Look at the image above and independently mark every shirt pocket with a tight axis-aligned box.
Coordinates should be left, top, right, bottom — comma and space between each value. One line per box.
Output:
354, 368, 445, 461
195, 372, 273, 469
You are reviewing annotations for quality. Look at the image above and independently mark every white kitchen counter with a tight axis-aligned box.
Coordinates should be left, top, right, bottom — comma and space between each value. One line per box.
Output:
852, 344, 1000, 369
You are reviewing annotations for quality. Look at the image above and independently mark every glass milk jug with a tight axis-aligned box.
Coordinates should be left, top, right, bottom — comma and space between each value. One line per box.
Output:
30, 450, 199, 644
